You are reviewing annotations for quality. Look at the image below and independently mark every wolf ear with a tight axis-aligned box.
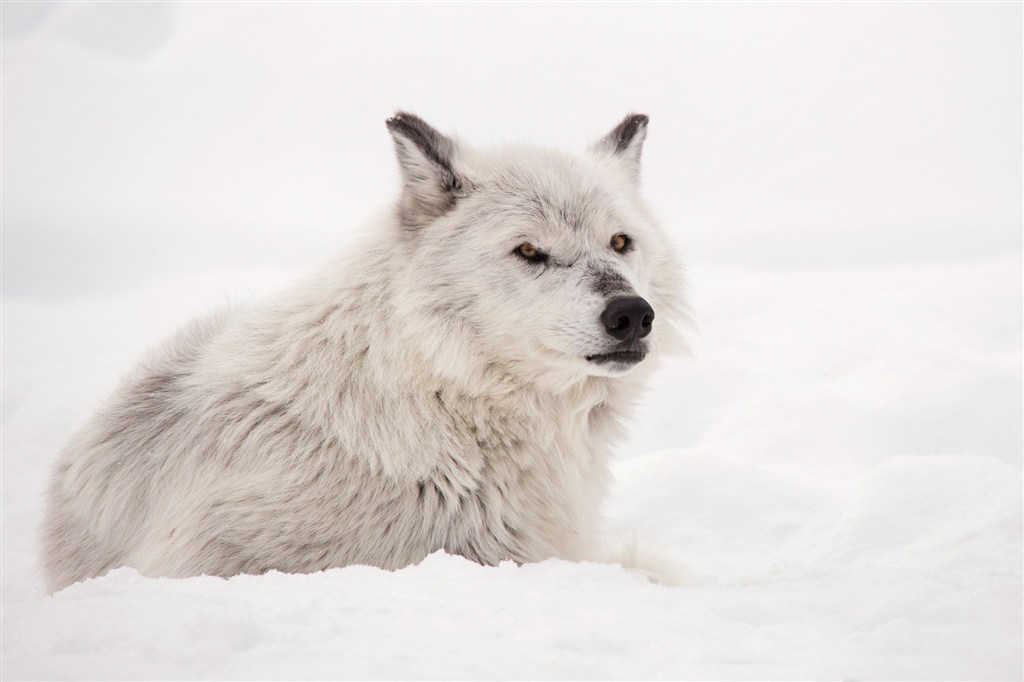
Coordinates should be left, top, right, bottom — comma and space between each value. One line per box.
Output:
590, 113, 649, 181
386, 112, 466, 230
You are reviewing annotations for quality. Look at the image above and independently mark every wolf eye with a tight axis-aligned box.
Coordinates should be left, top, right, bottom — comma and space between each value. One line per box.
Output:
611, 233, 632, 253
515, 242, 547, 263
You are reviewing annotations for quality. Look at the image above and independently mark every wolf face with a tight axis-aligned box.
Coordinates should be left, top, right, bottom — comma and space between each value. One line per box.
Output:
387, 113, 685, 388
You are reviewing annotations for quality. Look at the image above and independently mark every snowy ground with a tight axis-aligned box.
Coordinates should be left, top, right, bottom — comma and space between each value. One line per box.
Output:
3, 260, 1021, 680
3, 2, 1022, 680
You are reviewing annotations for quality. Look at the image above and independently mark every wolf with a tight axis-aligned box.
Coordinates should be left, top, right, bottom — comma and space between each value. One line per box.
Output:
40, 112, 687, 593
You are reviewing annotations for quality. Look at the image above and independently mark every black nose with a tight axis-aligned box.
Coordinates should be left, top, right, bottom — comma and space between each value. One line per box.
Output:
600, 296, 655, 341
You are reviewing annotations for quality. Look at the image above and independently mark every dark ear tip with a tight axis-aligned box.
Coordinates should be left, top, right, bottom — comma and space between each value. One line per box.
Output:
386, 111, 424, 134
607, 113, 650, 154
626, 113, 650, 127
620, 113, 649, 137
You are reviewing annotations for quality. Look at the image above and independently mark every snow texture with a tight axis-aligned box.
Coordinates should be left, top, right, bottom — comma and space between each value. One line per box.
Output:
2, 2, 1021, 680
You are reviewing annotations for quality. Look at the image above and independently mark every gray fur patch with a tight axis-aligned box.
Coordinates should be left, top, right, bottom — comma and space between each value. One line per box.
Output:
589, 268, 631, 296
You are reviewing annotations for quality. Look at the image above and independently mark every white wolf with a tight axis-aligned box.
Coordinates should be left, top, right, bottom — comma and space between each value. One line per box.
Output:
41, 112, 687, 593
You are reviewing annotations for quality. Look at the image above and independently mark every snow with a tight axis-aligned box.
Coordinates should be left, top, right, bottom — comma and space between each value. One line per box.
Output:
2, 446, 1020, 679
2, 2, 1021, 680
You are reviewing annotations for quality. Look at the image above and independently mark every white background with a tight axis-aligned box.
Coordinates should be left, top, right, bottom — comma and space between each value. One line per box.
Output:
3, 2, 1021, 679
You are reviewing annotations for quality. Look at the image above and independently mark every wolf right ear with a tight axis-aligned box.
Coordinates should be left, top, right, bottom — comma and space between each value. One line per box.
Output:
590, 113, 650, 184
386, 112, 467, 231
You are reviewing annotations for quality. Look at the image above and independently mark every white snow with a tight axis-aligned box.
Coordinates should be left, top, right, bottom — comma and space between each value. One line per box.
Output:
2, 2, 1021, 680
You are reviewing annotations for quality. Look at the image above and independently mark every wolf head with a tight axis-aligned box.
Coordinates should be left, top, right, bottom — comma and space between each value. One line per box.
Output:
385, 112, 686, 392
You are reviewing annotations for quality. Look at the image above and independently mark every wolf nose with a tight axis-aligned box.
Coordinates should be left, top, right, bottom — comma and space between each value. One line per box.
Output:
600, 296, 655, 341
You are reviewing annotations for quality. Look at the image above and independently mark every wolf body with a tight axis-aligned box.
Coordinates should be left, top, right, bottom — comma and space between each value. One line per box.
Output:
41, 113, 686, 592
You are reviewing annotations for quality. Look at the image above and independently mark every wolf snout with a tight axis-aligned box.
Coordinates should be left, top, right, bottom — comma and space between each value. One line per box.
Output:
600, 296, 655, 341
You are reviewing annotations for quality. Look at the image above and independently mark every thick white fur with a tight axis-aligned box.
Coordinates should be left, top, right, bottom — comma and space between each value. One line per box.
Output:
40, 114, 687, 593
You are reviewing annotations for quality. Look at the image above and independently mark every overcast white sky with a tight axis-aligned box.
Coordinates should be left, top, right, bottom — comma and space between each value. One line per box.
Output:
2, 1, 1020, 298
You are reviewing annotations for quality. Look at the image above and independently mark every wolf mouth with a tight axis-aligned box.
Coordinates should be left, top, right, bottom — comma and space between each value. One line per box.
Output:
585, 350, 647, 365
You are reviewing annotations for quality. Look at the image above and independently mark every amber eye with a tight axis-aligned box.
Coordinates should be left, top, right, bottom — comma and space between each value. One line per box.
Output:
517, 242, 539, 258
515, 242, 547, 263
611, 233, 631, 253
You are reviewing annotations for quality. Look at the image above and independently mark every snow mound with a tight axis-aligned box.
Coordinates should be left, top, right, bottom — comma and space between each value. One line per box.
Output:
4, 451, 1019, 680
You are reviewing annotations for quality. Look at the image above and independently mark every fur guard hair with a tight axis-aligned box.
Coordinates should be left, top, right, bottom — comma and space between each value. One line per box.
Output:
40, 112, 688, 593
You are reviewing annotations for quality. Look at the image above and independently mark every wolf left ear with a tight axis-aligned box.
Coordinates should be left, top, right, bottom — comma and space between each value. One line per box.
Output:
386, 112, 467, 231
590, 113, 649, 181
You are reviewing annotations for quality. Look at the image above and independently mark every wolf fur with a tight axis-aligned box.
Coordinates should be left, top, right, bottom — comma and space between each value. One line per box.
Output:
40, 112, 687, 593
